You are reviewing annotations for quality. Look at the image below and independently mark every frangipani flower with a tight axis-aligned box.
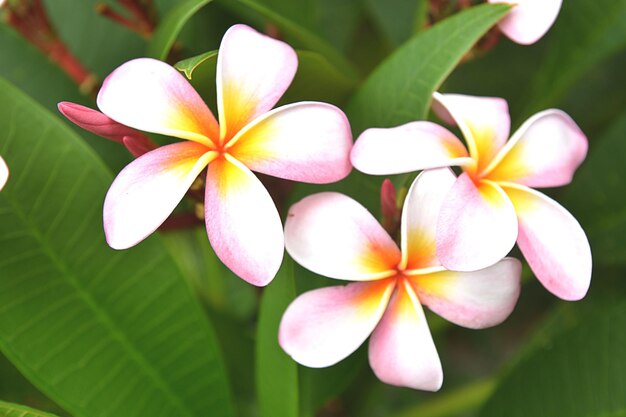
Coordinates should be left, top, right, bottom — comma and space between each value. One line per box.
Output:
93, 24, 353, 286
351, 92, 591, 301
489, 0, 562, 45
0, 156, 8, 191
280, 169, 521, 390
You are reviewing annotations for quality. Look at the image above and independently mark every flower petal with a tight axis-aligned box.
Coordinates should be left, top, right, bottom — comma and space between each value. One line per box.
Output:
279, 279, 395, 368
502, 183, 592, 300
0, 156, 8, 191
401, 168, 457, 271
411, 258, 521, 329
205, 155, 284, 286
432, 93, 510, 173
227, 102, 352, 183
369, 279, 443, 391
217, 24, 297, 142
437, 173, 518, 271
97, 58, 218, 146
351, 121, 470, 175
284, 193, 401, 281
484, 110, 588, 188
104, 142, 214, 250
489, 0, 563, 45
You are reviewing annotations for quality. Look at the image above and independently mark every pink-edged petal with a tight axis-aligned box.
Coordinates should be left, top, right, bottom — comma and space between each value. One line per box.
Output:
369, 279, 443, 391
437, 173, 518, 272
432, 93, 510, 173
97, 58, 219, 146
57, 102, 145, 144
0, 156, 8, 191
284, 192, 401, 281
279, 279, 395, 368
227, 102, 352, 183
503, 183, 592, 300
351, 121, 470, 175
205, 155, 284, 286
411, 258, 521, 329
217, 24, 297, 142
104, 142, 215, 250
484, 110, 588, 188
401, 168, 457, 271
490, 0, 562, 45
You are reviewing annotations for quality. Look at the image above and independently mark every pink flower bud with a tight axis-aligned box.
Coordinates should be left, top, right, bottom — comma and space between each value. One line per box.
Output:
122, 136, 158, 158
57, 101, 143, 144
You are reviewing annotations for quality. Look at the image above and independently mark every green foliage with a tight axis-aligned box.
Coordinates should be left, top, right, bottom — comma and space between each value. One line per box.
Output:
148, 0, 214, 60
346, 3, 511, 133
0, 77, 233, 417
479, 294, 626, 417
256, 260, 299, 417
0, 400, 60, 417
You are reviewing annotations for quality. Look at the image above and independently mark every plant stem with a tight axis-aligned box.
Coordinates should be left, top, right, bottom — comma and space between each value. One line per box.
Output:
394, 377, 496, 417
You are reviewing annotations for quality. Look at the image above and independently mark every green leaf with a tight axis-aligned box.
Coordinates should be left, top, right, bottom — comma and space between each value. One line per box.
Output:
346, 3, 511, 133
523, 0, 626, 114
256, 260, 299, 417
562, 110, 626, 267
364, 0, 426, 46
0, 400, 60, 417
175, 50, 218, 79
147, 0, 214, 60
223, 0, 358, 77
0, 77, 234, 417
0, 26, 128, 171
478, 297, 626, 417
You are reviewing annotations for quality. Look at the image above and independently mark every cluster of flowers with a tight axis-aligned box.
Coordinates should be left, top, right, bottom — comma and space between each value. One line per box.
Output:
1, 0, 587, 392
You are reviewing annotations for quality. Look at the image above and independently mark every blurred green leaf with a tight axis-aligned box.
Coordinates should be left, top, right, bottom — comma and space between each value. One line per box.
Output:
42, 0, 145, 78
562, 110, 626, 267
176, 50, 218, 79
346, 3, 511, 133
280, 51, 358, 106
0, 77, 234, 417
161, 228, 257, 320
364, 0, 425, 46
222, 0, 358, 77
256, 260, 299, 417
147, 0, 214, 60
0, 26, 127, 171
0, 400, 59, 417
523, 0, 626, 115
478, 297, 626, 417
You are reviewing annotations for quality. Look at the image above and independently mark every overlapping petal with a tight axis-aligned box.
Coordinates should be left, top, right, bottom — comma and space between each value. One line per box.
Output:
369, 279, 443, 391
204, 155, 284, 287
489, 0, 563, 45
0, 156, 8, 191
432, 93, 510, 173
228, 102, 352, 183
485, 110, 588, 188
437, 173, 518, 271
104, 142, 215, 250
279, 279, 395, 368
411, 258, 521, 329
284, 193, 401, 281
217, 24, 298, 142
351, 122, 471, 175
503, 183, 592, 300
97, 58, 219, 146
400, 168, 457, 271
